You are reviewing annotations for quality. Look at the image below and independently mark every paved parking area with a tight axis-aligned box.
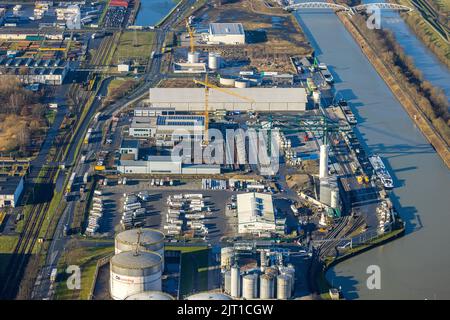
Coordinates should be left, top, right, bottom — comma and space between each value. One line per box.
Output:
96, 179, 241, 243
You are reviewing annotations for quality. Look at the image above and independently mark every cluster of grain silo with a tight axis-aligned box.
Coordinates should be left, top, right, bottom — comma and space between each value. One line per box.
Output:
110, 228, 168, 300
220, 247, 296, 300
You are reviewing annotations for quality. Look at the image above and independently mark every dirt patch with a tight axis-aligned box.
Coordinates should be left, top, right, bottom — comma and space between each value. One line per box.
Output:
286, 173, 313, 192
196, 0, 312, 73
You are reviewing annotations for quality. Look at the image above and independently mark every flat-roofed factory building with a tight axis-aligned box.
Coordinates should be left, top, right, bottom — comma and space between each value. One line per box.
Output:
147, 88, 308, 112
206, 23, 245, 45
237, 192, 285, 235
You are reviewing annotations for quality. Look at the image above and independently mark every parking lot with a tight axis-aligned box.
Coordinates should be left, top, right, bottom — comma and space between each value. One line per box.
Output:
91, 178, 241, 243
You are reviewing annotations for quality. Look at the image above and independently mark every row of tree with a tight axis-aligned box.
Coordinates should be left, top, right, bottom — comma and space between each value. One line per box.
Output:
353, 14, 449, 144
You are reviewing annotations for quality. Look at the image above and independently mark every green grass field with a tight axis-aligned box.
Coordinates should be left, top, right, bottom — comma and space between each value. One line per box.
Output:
0, 235, 19, 278
112, 31, 156, 65
54, 245, 114, 300
173, 246, 209, 298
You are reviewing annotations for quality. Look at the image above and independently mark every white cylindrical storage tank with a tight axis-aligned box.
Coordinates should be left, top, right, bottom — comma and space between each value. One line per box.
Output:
331, 188, 340, 209
115, 229, 165, 263
208, 52, 221, 70
188, 51, 200, 64
219, 75, 235, 86
242, 274, 258, 299
234, 78, 249, 88
186, 292, 233, 300
277, 274, 291, 300
230, 265, 241, 298
260, 251, 267, 272
320, 178, 332, 207
224, 270, 231, 294
260, 274, 275, 299
220, 247, 234, 269
110, 251, 163, 300
319, 144, 329, 179
125, 291, 174, 300
282, 265, 296, 294
312, 91, 321, 105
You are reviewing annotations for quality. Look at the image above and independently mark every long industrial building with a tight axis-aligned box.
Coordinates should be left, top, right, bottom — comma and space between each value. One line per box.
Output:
147, 88, 308, 111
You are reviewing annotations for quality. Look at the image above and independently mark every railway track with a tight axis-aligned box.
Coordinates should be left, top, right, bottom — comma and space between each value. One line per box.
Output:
0, 121, 68, 299
0, 167, 57, 299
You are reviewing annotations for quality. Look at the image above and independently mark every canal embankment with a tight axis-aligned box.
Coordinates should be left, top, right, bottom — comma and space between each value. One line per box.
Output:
315, 221, 405, 299
331, 6, 450, 169
392, 0, 450, 68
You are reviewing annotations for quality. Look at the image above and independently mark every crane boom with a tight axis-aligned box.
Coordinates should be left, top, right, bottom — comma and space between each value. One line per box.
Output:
193, 76, 255, 146
186, 19, 195, 53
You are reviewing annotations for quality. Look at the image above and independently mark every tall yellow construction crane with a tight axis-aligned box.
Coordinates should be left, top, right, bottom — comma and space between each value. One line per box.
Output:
193, 74, 255, 146
185, 19, 195, 53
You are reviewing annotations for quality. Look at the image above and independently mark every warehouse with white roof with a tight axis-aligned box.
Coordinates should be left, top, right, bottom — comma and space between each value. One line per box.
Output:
237, 192, 279, 235
207, 23, 246, 45
147, 88, 308, 112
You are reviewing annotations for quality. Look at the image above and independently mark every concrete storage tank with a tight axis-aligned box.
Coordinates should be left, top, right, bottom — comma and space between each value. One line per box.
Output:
221, 247, 234, 269
330, 188, 340, 209
319, 178, 332, 207
115, 228, 165, 258
276, 274, 291, 300
224, 270, 232, 294
230, 265, 241, 298
260, 274, 275, 299
234, 78, 249, 88
260, 251, 267, 272
219, 75, 235, 87
186, 292, 233, 300
281, 265, 296, 294
208, 52, 221, 70
110, 251, 163, 300
125, 291, 174, 300
188, 51, 200, 64
242, 274, 258, 299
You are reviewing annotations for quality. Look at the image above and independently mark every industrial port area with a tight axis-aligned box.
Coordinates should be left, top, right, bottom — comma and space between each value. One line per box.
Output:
0, 0, 449, 310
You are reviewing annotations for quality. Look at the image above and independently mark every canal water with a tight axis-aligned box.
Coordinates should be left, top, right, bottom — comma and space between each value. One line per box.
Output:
134, 0, 178, 26
364, 0, 450, 102
294, 9, 450, 299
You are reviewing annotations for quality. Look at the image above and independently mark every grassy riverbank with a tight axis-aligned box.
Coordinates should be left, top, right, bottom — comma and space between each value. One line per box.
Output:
393, 0, 450, 68
332, 7, 450, 168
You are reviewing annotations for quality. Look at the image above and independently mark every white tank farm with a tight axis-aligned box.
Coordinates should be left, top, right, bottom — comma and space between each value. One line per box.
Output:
115, 228, 165, 258
124, 291, 174, 300
110, 251, 163, 300
260, 274, 275, 299
242, 274, 258, 299
220, 247, 234, 269
230, 265, 241, 298
186, 292, 233, 300
276, 274, 291, 300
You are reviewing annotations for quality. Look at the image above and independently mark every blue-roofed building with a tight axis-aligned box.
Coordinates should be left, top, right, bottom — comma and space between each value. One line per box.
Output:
155, 115, 205, 141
